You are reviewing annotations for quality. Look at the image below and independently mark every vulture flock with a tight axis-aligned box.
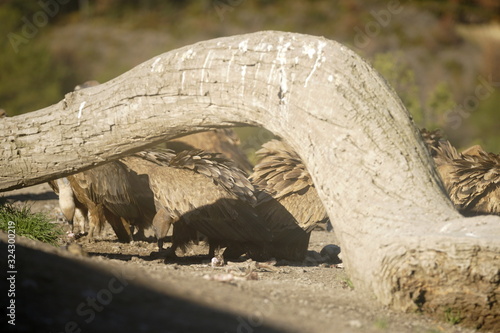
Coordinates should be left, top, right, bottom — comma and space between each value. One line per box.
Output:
48, 85, 499, 262
50, 126, 499, 262
50, 130, 328, 261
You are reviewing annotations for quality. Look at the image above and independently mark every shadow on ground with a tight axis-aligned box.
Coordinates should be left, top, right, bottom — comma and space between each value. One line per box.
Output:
0, 235, 284, 333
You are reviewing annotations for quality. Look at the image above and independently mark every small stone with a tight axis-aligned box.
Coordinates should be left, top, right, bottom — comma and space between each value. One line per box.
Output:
65, 243, 87, 257
211, 255, 224, 267
348, 319, 362, 328
320, 244, 341, 262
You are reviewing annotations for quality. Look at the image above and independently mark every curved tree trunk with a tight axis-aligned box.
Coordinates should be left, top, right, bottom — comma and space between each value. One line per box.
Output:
0, 31, 498, 329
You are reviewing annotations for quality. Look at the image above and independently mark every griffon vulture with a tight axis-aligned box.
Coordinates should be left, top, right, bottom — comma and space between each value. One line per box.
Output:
137, 149, 272, 259
249, 139, 329, 261
64, 159, 157, 242
432, 140, 500, 216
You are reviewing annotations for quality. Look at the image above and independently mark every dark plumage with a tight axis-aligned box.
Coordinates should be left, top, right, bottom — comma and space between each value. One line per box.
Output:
249, 140, 329, 261
67, 160, 156, 242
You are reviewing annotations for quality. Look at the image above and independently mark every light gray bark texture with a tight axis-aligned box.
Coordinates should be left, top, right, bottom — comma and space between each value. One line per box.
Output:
0, 31, 498, 329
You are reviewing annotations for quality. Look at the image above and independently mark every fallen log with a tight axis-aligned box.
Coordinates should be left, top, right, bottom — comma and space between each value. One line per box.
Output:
1, 31, 498, 330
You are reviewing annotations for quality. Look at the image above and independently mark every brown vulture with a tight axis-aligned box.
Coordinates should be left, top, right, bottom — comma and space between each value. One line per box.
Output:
249, 139, 329, 261
137, 149, 272, 259
49, 154, 162, 243
432, 140, 500, 216
53, 159, 157, 242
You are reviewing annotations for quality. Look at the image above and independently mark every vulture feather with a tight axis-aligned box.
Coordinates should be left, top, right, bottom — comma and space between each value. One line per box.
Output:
66, 159, 156, 242
420, 128, 447, 158
165, 129, 253, 174
249, 140, 329, 261
442, 147, 500, 216
428, 136, 500, 217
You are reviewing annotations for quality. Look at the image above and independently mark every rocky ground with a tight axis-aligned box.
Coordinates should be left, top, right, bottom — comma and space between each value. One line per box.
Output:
1, 183, 485, 333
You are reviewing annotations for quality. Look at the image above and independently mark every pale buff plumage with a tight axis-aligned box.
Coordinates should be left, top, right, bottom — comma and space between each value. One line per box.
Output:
249, 140, 329, 261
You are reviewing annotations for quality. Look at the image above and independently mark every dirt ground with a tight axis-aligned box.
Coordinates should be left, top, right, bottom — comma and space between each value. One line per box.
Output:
1, 183, 485, 333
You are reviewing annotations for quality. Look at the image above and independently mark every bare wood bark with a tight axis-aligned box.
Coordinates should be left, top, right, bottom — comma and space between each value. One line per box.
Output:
0, 31, 498, 329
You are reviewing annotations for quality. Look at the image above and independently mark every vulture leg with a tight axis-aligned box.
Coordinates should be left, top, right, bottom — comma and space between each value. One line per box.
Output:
73, 204, 88, 236
120, 217, 134, 242
86, 204, 104, 242
223, 244, 246, 261
249, 139, 329, 261
164, 246, 178, 259
131, 225, 147, 242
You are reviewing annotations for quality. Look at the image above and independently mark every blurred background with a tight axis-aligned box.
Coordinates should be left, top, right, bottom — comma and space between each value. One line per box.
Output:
1, 0, 499, 158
